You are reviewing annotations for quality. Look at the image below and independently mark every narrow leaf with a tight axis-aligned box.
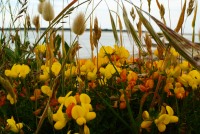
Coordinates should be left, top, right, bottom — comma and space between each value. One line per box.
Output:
151, 15, 200, 70
135, 6, 165, 50
109, 11, 119, 44
122, 4, 146, 54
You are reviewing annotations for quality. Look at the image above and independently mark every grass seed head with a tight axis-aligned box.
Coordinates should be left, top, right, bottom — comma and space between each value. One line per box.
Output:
38, 1, 44, 14
42, 1, 55, 21
32, 15, 40, 33
72, 12, 86, 35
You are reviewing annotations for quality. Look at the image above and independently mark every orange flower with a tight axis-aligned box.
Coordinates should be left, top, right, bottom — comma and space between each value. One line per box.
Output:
174, 82, 186, 99
139, 79, 154, 92
30, 89, 41, 101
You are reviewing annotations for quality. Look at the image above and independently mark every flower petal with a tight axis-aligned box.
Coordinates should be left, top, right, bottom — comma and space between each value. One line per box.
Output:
166, 106, 174, 116
76, 117, 86, 125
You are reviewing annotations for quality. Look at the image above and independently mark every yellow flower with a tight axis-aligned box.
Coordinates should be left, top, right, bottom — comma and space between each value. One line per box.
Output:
5, 64, 30, 78
87, 72, 97, 80
7, 116, 23, 133
114, 45, 130, 63
39, 65, 50, 81
51, 61, 61, 76
178, 74, 191, 87
167, 65, 181, 78
174, 82, 186, 99
10, 64, 21, 78
87, 67, 97, 81
154, 60, 164, 71
170, 48, 179, 57
72, 105, 86, 125
19, 64, 30, 78
58, 91, 73, 104
98, 46, 114, 58
127, 71, 138, 82
53, 104, 67, 130
64, 96, 77, 108
65, 66, 77, 78
188, 70, 200, 85
140, 111, 153, 132
154, 114, 170, 132
7, 93, 17, 104
166, 106, 179, 123
154, 106, 178, 132
41, 85, 52, 97
100, 64, 117, 79
180, 61, 190, 71
35, 44, 46, 53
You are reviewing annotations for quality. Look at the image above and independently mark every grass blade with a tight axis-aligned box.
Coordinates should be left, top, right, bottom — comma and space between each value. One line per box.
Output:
151, 15, 200, 70
122, 4, 146, 54
135, 6, 165, 50
109, 11, 119, 44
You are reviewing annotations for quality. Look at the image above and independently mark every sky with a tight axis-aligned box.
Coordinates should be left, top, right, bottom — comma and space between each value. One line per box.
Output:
0, 0, 199, 34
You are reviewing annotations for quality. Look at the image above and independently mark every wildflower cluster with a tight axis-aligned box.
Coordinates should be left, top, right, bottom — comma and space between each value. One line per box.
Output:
53, 91, 96, 133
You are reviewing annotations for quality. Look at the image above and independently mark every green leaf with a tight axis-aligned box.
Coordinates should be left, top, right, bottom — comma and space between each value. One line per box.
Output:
4, 47, 16, 62
54, 34, 62, 55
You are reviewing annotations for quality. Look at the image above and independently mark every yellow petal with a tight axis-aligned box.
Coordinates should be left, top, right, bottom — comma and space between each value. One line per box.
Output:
141, 121, 152, 129
80, 94, 91, 104
157, 123, 166, 132
41, 85, 52, 97
142, 111, 150, 120
159, 106, 166, 115
54, 120, 66, 130
51, 62, 61, 76
19, 64, 30, 78
85, 112, 96, 121
170, 116, 179, 123
5, 70, 11, 77
64, 96, 77, 107
166, 106, 174, 116
84, 124, 90, 134
76, 117, 86, 125
58, 97, 65, 104
159, 114, 170, 125
72, 105, 85, 119
53, 104, 65, 121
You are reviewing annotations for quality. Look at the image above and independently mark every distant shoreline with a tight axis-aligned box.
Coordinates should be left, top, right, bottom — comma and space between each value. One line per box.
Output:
0, 28, 128, 32
0, 28, 197, 35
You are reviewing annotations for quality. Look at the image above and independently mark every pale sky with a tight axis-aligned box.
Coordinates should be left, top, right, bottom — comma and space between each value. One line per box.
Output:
0, 0, 200, 34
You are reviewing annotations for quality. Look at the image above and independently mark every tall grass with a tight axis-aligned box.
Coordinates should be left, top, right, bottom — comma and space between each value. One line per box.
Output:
0, 0, 200, 133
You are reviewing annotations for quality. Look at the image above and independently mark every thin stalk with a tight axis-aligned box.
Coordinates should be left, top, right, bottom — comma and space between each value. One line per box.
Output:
94, 90, 132, 131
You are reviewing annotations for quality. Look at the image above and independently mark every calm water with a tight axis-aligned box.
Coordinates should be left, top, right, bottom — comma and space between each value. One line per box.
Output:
1, 30, 199, 58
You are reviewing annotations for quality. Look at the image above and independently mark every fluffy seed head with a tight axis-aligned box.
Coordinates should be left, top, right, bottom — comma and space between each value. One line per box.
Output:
42, 1, 55, 21
38, 1, 45, 14
72, 12, 86, 35
32, 15, 40, 33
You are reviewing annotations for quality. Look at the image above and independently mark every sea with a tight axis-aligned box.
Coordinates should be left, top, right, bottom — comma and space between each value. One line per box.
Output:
1, 29, 199, 59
